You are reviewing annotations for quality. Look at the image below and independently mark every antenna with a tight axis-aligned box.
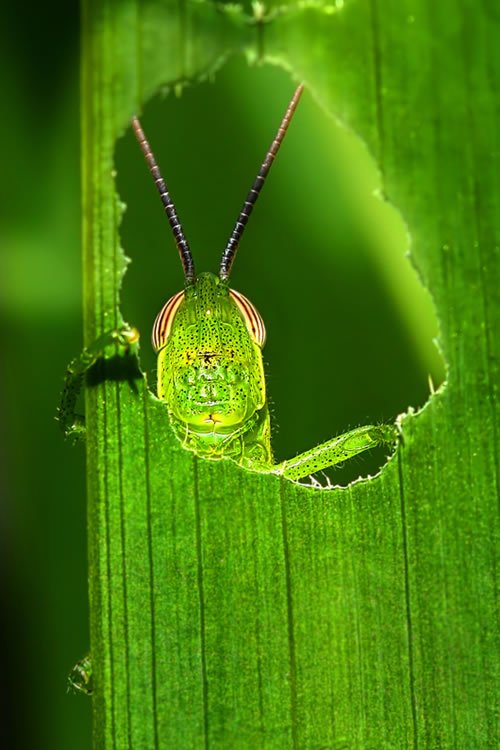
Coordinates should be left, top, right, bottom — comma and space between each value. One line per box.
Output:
131, 116, 196, 283
219, 84, 304, 281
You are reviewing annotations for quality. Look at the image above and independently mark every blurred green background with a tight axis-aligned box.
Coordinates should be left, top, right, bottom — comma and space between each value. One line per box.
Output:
1, 3, 443, 748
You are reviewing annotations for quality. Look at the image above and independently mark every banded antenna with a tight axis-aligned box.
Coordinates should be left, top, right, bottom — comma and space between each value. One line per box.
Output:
132, 116, 196, 283
219, 84, 304, 281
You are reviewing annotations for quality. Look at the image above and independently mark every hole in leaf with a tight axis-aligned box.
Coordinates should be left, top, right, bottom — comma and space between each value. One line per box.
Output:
116, 58, 445, 486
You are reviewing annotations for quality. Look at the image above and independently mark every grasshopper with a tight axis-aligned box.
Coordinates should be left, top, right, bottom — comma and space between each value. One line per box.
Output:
59, 84, 396, 484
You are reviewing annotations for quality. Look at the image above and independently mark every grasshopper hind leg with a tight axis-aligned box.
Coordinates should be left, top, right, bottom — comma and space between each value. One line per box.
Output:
274, 424, 398, 483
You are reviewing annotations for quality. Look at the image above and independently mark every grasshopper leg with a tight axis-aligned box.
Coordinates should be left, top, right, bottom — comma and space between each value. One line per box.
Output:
67, 654, 93, 696
274, 424, 397, 482
57, 325, 140, 441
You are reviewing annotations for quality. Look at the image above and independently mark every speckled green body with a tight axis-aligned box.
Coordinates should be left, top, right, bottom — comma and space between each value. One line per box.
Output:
154, 272, 396, 480
157, 273, 272, 469
58, 276, 396, 481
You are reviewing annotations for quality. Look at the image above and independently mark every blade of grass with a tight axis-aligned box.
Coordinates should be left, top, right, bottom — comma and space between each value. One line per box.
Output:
82, 1, 499, 748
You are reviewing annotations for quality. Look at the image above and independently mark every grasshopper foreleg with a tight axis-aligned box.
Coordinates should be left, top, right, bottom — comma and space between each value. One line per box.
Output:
57, 325, 140, 441
67, 653, 93, 696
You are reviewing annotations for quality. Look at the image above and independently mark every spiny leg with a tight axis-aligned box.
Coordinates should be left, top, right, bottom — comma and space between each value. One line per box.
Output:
57, 325, 140, 440
67, 654, 93, 696
274, 424, 397, 482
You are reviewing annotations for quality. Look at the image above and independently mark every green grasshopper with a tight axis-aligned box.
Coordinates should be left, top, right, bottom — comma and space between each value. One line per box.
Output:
59, 84, 395, 485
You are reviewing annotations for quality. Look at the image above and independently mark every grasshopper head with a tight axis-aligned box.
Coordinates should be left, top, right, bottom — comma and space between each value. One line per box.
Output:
154, 272, 266, 434
132, 85, 303, 444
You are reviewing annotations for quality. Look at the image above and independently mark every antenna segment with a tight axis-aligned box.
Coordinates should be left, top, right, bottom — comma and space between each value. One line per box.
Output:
219, 84, 304, 281
132, 116, 196, 283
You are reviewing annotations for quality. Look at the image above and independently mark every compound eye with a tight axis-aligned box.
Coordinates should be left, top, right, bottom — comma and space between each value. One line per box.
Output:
151, 290, 185, 352
229, 288, 266, 348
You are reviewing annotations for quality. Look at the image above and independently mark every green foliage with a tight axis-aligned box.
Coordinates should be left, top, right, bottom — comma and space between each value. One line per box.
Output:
82, 1, 499, 748
0, 6, 92, 748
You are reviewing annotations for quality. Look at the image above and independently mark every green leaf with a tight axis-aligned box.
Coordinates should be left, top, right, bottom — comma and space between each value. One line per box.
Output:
82, 1, 499, 748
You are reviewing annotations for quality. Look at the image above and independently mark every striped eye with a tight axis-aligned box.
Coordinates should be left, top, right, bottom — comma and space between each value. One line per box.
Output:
229, 288, 266, 347
151, 290, 185, 352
